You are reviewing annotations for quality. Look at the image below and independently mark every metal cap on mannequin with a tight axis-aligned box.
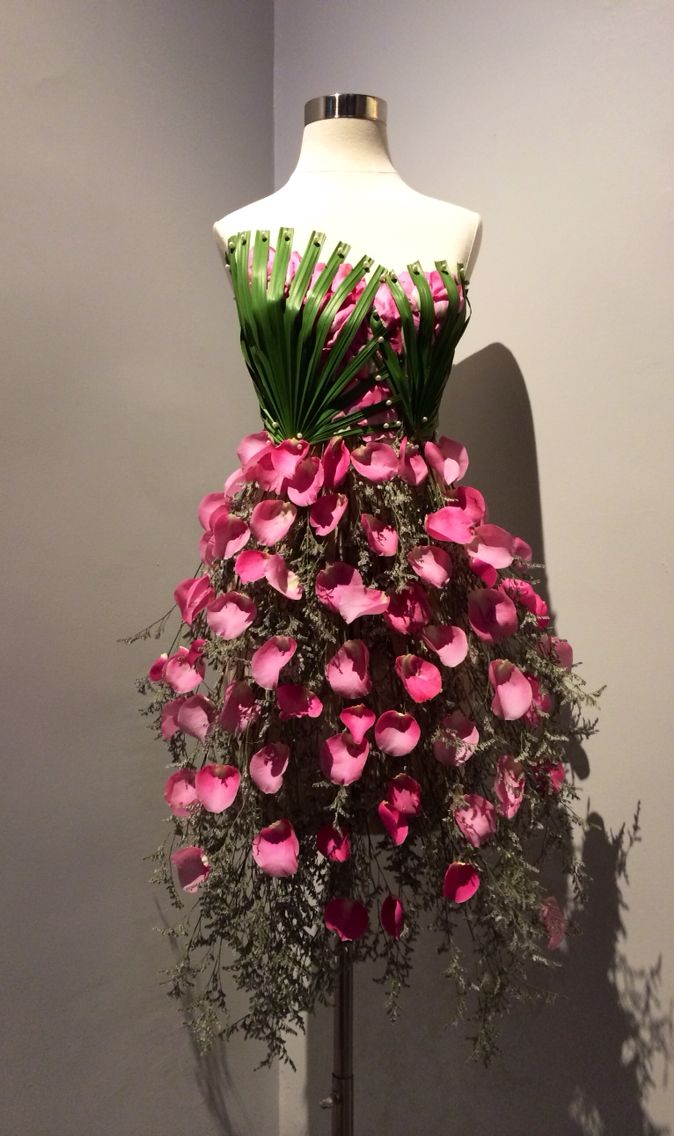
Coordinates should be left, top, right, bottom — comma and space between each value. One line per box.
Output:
304, 92, 387, 125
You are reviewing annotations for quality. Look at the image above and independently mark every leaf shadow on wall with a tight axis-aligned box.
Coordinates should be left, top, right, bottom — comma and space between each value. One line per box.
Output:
304, 344, 673, 1136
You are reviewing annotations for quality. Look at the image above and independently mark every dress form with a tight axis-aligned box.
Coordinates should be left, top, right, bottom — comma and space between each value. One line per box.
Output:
214, 93, 482, 278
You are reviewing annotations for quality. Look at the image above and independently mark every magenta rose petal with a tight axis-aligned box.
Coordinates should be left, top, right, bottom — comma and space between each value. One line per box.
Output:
351, 441, 398, 482
377, 801, 409, 844
387, 773, 421, 816
407, 544, 453, 587
320, 733, 369, 784
235, 549, 270, 582
309, 492, 348, 536
251, 819, 299, 877
540, 896, 567, 949
398, 436, 428, 485
468, 588, 518, 643
488, 660, 533, 720
361, 513, 399, 556
424, 504, 475, 545
433, 710, 479, 767
454, 794, 497, 847
174, 576, 215, 625
421, 624, 469, 667
198, 492, 229, 530
163, 768, 198, 817
384, 583, 432, 635
374, 710, 421, 756
321, 436, 350, 488
339, 704, 376, 745
493, 754, 525, 819
206, 591, 257, 639
442, 862, 480, 904
174, 695, 216, 742
277, 683, 323, 720
265, 553, 303, 600
219, 681, 260, 732
195, 763, 241, 812
325, 639, 372, 698
171, 846, 210, 893
250, 499, 297, 545
249, 742, 290, 794
316, 824, 351, 862
287, 455, 324, 505
250, 635, 297, 689
424, 436, 468, 485
468, 523, 517, 569
324, 897, 369, 942
315, 561, 362, 610
380, 895, 405, 939
394, 654, 442, 702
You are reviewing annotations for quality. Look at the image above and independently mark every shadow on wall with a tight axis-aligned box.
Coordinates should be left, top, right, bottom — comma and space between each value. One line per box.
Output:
299, 345, 672, 1136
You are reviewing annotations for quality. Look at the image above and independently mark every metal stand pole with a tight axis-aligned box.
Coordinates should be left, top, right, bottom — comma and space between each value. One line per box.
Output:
319, 942, 354, 1135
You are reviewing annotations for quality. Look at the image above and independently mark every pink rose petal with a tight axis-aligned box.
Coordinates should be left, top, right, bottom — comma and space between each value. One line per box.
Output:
351, 441, 398, 483
235, 549, 269, 582
249, 742, 290, 794
198, 492, 229, 530
398, 436, 428, 486
361, 514, 399, 557
252, 819, 299, 877
174, 576, 215, 625
339, 704, 376, 745
468, 588, 518, 643
277, 683, 323, 720
374, 710, 421, 756
469, 524, 516, 569
287, 455, 324, 506
148, 653, 168, 682
395, 654, 442, 703
377, 801, 409, 844
433, 710, 479, 767
488, 660, 533, 720
325, 639, 372, 698
310, 492, 348, 536
206, 591, 257, 639
320, 733, 369, 785
454, 794, 497, 847
324, 896, 369, 941
424, 503, 475, 545
380, 895, 405, 938
321, 436, 351, 489
163, 768, 197, 817
195, 763, 241, 812
442, 862, 480, 903
407, 544, 453, 588
250, 635, 297, 689
211, 511, 251, 560
540, 895, 567, 950
237, 430, 272, 468
171, 846, 210, 892
164, 646, 205, 694
384, 583, 432, 635
315, 561, 361, 610
538, 634, 573, 670
387, 773, 421, 816
501, 579, 549, 627
219, 681, 260, 732
250, 499, 297, 545
270, 438, 309, 477
424, 435, 469, 485
162, 695, 215, 743
265, 553, 303, 600
316, 824, 351, 862
493, 754, 525, 819
421, 624, 469, 667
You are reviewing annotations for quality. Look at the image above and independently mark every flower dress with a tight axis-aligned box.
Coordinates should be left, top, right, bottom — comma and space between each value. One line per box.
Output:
140, 228, 595, 1064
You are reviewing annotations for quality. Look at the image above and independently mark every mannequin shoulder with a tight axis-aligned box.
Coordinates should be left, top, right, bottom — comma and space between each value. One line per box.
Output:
213, 192, 296, 253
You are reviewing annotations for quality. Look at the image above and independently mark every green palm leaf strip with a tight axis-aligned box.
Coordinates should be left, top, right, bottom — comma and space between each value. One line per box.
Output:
224, 229, 395, 444
374, 260, 470, 440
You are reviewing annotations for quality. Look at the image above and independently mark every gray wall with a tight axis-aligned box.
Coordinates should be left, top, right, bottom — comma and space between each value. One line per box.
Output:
274, 1, 674, 1133
1, 3, 275, 1134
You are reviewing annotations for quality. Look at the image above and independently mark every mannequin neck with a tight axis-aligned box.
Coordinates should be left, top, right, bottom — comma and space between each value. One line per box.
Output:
288, 118, 398, 178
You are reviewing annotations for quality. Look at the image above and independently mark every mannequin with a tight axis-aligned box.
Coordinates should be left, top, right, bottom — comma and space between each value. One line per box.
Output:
214, 92, 482, 279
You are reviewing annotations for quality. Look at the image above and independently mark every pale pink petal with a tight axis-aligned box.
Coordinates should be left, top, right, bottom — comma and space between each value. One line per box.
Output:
310, 492, 348, 536
468, 588, 518, 643
424, 436, 469, 485
469, 524, 516, 569
148, 653, 168, 682
223, 466, 246, 499
395, 654, 442, 702
250, 499, 297, 545
206, 591, 257, 639
407, 544, 453, 587
540, 896, 567, 949
488, 660, 533, 720
164, 647, 205, 693
493, 754, 525, 819
421, 624, 468, 667
433, 710, 479, 767
174, 576, 215, 625
454, 793, 497, 847
277, 683, 323, 720
424, 504, 474, 545
398, 436, 428, 485
361, 514, 399, 556
219, 680, 260, 732
538, 634, 573, 670
244, 448, 286, 493
235, 549, 269, 582
442, 862, 480, 903
252, 819, 299, 877
324, 896, 369, 941
316, 825, 351, 862
265, 553, 303, 600
171, 846, 210, 892
387, 773, 421, 816
384, 583, 432, 635
334, 582, 389, 624
237, 430, 272, 468
287, 455, 324, 506
315, 562, 362, 611
339, 704, 376, 746
163, 768, 197, 817
211, 512, 251, 560
374, 710, 421, 756
270, 438, 309, 477
321, 437, 351, 489
320, 733, 369, 784
251, 635, 297, 689
195, 763, 241, 812
198, 493, 229, 530
175, 695, 216, 742
377, 801, 409, 844
325, 639, 371, 697
249, 742, 290, 794
380, 895, 405, 938
351, 441, 398, 483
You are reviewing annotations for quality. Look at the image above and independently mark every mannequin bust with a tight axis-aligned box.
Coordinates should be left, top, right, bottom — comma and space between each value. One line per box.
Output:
213, 93, 482, 279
